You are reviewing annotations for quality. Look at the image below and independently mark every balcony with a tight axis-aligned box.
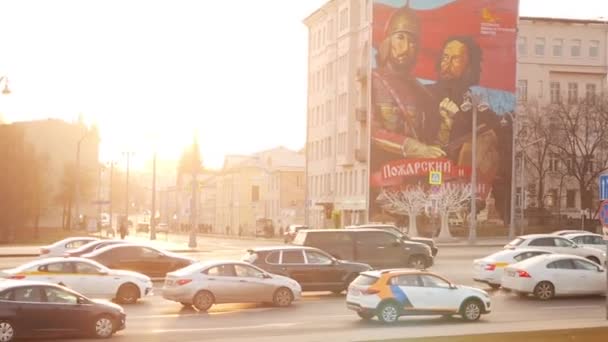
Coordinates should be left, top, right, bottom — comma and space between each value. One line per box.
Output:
355, 107, 367, 122
355, 148, 367, 163
355, 67, 367, 83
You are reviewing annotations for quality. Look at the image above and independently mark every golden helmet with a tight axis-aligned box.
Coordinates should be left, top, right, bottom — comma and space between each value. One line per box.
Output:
385, 5, 420, 38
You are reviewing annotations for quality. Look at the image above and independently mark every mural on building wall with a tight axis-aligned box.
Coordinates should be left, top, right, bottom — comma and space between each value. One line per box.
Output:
369, 0, 518, 228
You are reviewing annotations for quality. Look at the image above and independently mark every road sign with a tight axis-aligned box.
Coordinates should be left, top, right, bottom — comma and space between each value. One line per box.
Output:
429, 171, 442, 185
600, 174, 608, 201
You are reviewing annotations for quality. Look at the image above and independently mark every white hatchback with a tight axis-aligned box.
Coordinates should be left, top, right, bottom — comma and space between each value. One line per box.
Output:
473, 249, 552, 288
501, 254, 606, 300
563, 233, 606, 252
504, 234, 606, 265
0, 257, 153, 304
40, 237, 99, 258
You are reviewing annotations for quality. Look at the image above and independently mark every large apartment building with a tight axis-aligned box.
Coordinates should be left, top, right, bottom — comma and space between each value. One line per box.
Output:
304, 1, 608, 228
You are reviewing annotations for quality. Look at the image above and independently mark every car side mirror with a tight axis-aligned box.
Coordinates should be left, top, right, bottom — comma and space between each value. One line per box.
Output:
598, 267, 604, 273
262, 273, 272, 279
98, 270, 109, 275
77, 296, 87, 305
392, 240, 401, 247
572, 245, 578, 248
449, 284, 458, 290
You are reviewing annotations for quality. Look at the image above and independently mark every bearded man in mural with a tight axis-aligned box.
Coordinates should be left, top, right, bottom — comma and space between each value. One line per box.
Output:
370, 5, 444, 169
427, 36, 508, 219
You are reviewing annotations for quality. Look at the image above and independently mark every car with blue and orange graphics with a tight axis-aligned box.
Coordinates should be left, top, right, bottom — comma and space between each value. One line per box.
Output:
346, 269, 491, 324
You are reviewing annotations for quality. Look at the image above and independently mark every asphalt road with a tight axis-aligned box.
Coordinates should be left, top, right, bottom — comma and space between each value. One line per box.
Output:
1, 238, 607, 341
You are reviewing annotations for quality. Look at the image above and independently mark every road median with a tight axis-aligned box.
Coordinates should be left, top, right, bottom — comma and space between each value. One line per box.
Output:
375, 326, 608, 342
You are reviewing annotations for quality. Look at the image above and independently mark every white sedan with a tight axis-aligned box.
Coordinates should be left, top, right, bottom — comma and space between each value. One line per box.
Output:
473, 249, 552, 289
504, 234, 605, 265
563, 233, 606, 252
40, 237, 99, 257
501, 254, 605, 300
0, 257, 153, 304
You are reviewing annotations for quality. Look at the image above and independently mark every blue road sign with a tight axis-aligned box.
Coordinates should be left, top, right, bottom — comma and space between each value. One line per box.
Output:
600, 174, 608, 201
600, 200, 608, 227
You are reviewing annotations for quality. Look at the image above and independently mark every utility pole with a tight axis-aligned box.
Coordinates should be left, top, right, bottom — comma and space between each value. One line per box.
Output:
150, 152, 157, 240
74, 132, 89, 231
468, 94, 479, 244
124, 152, 134, 234
509, 113, 517, 240
109, 161, 115, 235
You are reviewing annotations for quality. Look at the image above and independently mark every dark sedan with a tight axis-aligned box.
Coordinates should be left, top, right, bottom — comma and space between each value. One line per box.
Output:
243, 246, 372, 294
347, 224, 439, 256
64, 239, 130, 257
82, 243, 196, 278
0, 280, 125, 341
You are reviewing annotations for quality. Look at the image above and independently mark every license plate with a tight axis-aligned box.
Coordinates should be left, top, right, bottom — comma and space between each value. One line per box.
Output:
506, 270, 516, 277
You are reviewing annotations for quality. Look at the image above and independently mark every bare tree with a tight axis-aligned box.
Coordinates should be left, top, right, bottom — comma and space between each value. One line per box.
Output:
378, 186, 427, 236
432, 184, 473, 240
518, 103, 553, 210
548, 98, 608, 212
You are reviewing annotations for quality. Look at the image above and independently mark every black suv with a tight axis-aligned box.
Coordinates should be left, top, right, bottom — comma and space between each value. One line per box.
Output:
243, 246, 371, 294
346, 224, 438, 256
292, 229, 433, 269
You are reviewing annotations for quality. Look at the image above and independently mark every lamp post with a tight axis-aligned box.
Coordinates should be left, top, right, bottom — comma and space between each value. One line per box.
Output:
150, 151, 157, 240
123, 152, 135, 234
74, 132, 90, 230
108, 161, 116, 235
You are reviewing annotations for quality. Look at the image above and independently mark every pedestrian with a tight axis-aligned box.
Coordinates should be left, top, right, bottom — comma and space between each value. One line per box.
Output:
225, 225, 230, 236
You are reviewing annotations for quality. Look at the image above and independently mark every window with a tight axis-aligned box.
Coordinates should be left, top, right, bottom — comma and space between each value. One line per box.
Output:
0, 290, 12, 301
567, 82, 578, 104
206, 264, 235, 277
419, 274, 451, 289
234, 264, 264, 278
517, 80, 528, 103
140, 247, 162, 259
549, 156, 559, 172
573, 259, 599, 270
354, 170, 359, 195
327, 19, 334, 41
43, 287, 78, 304
352, 274, 379, 286
66, 240, 90, 248
14, 287, 42, 302
513, 251, 549, 262
552, 39, 563, 57
589, 40, 599, 58
586, 84, 596, 104
566, 190, 576, 208
75, 262, 101, 274
547, 259, 575, 269
305, 250, 333, 265
528, 238, 555, 247
390, 274, 421, 286
570, 39, 581, 57
338, 93, 348, 117
357, 232, 395, 246
538, 80, 544, 98
339, 8, 348, 31
534, 37, 545, 56
326, 100, 333, 122
252, 185, 259, 202
550, 81, 560, 104
554, 238, 574, 248
518, 36, 527, 56
44, 262, 74, 274
281, 250, 305, 264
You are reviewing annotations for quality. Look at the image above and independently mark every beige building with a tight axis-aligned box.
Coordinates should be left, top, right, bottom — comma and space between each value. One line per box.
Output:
304, 2, 608, 226
214, 147, 305, 236
516, 17, 608, 219
304, 0, 371, 229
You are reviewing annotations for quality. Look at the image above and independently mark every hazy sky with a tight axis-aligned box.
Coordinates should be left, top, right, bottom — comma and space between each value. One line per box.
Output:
0, 0, 606, 170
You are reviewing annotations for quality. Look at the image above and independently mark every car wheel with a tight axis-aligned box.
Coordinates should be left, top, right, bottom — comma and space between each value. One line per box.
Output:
116, 283, 140, 304
193, 291, 215, 312
92, 315, 114, 339
357, 311, 375, 320
488, 283, 501, 290
408, 255, 426, 269
0, 320, 16, 342
272, 287, 293, 307
587, 256, 600, 265
460, 299, 482, 321
377, 301, 400, 324
533, 281, 555, 300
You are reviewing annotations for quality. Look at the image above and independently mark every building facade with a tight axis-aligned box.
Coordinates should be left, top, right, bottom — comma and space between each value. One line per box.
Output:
304, 1, 608, 227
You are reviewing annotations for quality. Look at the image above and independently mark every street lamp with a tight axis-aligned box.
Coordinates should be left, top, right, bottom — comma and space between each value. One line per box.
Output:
461, 92, 489, 244
74, 131, 90, 230
123, 151, 135, 236
150, 151, 157, 240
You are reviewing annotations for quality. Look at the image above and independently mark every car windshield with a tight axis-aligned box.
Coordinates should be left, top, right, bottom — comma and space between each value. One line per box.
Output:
351, 274, 378, 286
507, 238, 525, 246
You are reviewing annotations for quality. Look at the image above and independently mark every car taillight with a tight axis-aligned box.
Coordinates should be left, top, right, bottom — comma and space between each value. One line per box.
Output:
362, 288, 380, 295
9, 274, 25, 280
40, 248, 50, 255
485, 264, 496, 271
176, 279, 192, 286
517, 270, 531, 278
